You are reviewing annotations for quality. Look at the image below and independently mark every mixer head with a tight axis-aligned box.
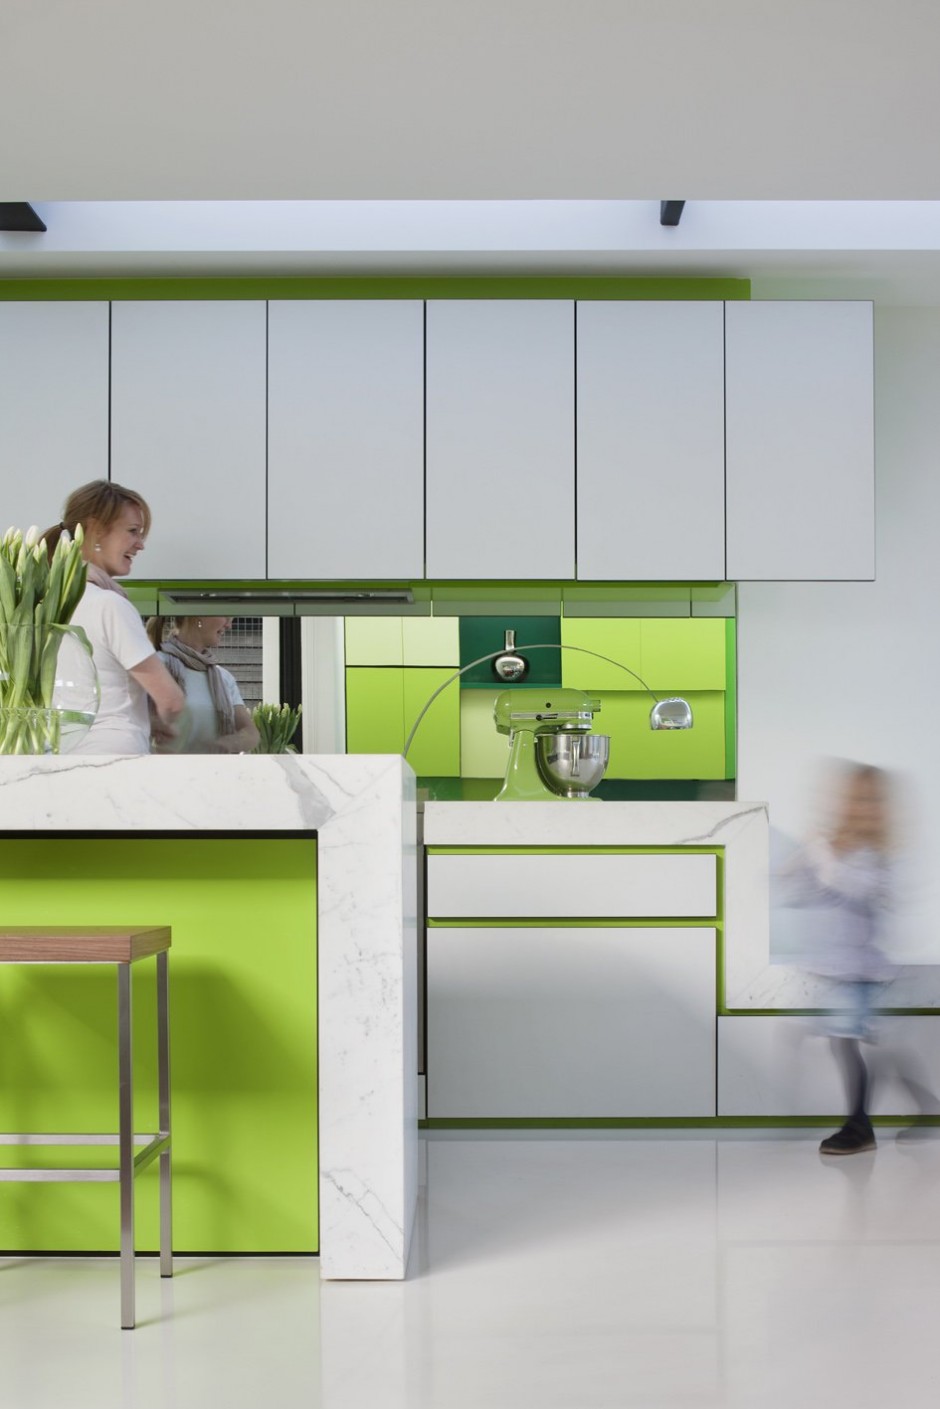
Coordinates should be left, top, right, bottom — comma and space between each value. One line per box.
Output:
493, 687, 601, 738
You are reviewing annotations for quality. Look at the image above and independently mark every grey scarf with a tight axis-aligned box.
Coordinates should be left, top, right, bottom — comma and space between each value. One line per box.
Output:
159, 637, 237, 737
84, 563, 129, 598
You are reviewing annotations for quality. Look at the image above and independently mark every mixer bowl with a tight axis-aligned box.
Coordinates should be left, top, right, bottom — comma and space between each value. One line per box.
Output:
536, 733, 610, 799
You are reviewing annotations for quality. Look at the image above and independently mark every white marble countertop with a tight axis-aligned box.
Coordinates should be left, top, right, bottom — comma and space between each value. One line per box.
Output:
0, 753, 419, 1279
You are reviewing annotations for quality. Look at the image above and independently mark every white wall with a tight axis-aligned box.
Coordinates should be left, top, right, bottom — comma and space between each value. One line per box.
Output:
737, 302, 940, 961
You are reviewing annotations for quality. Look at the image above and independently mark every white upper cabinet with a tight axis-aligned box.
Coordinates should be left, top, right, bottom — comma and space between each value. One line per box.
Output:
576, 301, 726, 581
425, 301, 575, 579
725, 301, 874, 581
267, 301, 424, 579
0, 302, 109, 537
110, 302, 267, 579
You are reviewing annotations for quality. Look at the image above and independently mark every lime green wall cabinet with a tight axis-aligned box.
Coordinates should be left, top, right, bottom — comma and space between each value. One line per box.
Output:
345, 617, 459, 667
560, 619, 643, 689
345, 617, 406, 666
638, 619, 727, 690
598, 691, 726, 779
0, 838, 318, 1253
561, 618, 726, 691
346, 667, 407, 753
346, 665, 460, 775
404, 668, 461, 775
402, 616, 460, 667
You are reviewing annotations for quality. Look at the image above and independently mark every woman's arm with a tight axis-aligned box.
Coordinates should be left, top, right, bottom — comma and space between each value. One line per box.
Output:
129, 654, 187, 739
212, 703, 260, 755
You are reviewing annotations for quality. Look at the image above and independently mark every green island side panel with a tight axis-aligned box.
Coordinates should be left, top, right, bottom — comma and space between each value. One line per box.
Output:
0, 838, 317, 1253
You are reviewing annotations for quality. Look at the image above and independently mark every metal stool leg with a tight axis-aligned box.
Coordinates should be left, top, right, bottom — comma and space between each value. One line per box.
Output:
118, 964, 135, 1330
156, 950, 173, 1279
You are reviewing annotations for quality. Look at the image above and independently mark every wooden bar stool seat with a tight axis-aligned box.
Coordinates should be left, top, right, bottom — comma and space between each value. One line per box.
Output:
0, 926, 173, 1329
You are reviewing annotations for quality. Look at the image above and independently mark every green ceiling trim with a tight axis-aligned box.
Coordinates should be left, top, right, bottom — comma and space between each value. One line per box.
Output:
0, 276, 751, 302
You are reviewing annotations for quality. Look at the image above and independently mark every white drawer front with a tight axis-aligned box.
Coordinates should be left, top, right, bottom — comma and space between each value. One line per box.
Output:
718, 1015, 940, 1117
427, 925, 717, 1118
427, 853, 716, 918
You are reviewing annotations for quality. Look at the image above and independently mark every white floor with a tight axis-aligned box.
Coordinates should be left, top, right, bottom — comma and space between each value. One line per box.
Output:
3, 1130, 940, 1408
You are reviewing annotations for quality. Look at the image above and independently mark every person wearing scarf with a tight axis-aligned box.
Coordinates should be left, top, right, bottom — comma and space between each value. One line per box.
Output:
146, 616, 260, 754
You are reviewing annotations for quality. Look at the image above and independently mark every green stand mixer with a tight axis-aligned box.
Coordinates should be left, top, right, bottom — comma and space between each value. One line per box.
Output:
494, 687, 610, 801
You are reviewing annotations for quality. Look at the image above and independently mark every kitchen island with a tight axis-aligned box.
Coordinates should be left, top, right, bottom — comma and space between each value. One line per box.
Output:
423, 801, 940, 1121
0, 753, 417, 1279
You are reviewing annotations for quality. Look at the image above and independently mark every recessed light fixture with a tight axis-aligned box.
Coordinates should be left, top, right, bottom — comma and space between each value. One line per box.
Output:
659, 201, 686, 227
0, 203, 47, 232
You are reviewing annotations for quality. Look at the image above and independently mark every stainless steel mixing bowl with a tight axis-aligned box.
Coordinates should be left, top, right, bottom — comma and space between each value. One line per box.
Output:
536, 732, 610, 799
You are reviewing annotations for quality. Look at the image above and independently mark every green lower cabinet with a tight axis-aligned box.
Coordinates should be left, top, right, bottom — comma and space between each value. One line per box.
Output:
600, 691, 726, 779
346, 667, 407, 753
403, 667, 461, 775
346, 666, 460, 775
0, 838, 318, 1253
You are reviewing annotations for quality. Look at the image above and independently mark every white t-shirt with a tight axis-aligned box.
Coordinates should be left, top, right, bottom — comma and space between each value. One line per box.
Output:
69, 585, 154, 754
170, 663, 244, 753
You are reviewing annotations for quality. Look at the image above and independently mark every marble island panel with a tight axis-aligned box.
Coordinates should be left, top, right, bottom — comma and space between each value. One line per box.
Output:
0, 753, 418, 1280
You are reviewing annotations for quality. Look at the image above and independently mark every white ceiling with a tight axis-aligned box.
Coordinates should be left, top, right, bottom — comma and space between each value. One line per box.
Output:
4, 2, 940, 297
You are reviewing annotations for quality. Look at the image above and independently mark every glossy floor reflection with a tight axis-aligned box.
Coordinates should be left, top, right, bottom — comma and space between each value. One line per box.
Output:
3, 1131, 940, 1407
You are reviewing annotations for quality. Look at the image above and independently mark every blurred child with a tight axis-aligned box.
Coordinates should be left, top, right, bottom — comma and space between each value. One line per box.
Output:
780, 761, 895, 1155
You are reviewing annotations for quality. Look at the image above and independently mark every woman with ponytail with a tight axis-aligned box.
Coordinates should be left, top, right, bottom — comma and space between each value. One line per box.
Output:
44, 480, 185, 754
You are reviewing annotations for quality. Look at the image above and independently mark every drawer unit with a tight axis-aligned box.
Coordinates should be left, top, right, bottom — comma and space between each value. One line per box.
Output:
426, 851, 717, 919
427, 925, 717, 1118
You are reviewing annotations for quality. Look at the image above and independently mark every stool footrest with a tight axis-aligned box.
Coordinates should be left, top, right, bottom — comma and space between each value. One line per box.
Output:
0, 1133, 162, 1146
0, 1132, 171, 1182
0, 1167, 123, 1183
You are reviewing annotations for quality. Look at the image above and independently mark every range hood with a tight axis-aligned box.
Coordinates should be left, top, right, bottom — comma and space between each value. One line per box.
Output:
157, 587, 418, 616
163, 589, 414, 604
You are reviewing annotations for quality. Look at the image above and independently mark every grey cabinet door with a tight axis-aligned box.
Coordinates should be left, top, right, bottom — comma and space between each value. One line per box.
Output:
425, 300, 575, 579
725, 301, 874, 581
427, 925, 717, 1118
0, 302, 109, 537
267, 301, 424, 579
576, 301, 726, 580
110, 301, 267, 579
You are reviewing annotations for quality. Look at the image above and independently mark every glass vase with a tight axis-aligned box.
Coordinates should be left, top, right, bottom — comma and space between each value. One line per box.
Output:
0, 625, 100, 755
